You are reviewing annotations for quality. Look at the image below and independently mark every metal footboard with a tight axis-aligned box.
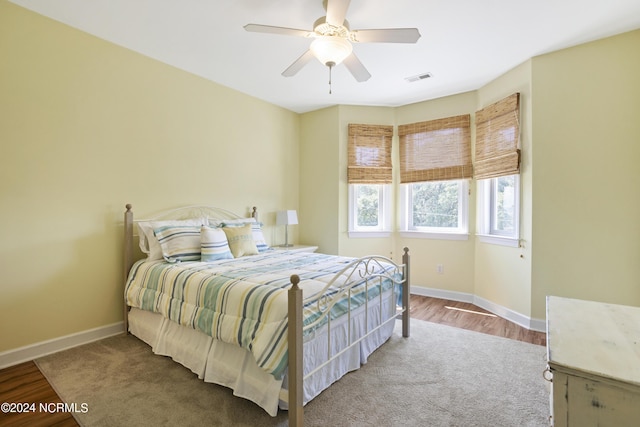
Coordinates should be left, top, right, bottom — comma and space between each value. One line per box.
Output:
287, 248, 410, 426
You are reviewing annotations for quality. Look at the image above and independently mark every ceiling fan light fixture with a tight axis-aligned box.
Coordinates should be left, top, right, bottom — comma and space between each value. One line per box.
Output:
310, 36, 352, 66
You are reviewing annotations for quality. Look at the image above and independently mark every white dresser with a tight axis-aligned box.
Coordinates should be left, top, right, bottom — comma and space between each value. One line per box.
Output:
546, 296, 640, 427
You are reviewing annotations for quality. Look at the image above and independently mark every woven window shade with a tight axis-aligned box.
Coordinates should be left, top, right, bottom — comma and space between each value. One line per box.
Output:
398, 114, 472, 183
475, 93, 521, 180
347, 124, 394, 184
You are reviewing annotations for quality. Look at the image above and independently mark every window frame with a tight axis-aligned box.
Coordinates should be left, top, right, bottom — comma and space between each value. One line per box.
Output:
400, 179, 469, 240
477, 174, 520, 247
348, 183, 392, 238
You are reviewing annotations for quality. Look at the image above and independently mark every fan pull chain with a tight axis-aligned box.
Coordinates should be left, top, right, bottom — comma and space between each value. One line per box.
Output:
326, 61, 336, 94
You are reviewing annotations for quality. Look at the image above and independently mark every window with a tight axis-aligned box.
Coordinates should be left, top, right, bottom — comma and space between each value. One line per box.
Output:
349, 184, 391, 236
477, 174, 520, 245
490, 175, 517, 236
475, 93, 521, 246
347, 124, 393, 237
398, 115, 472, 239
401, 180, 469, 238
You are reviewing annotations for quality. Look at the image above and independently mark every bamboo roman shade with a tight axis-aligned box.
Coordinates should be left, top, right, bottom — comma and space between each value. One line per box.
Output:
398, 114, 472, 183
475, 93, 521, 180
347, 123, 394, 184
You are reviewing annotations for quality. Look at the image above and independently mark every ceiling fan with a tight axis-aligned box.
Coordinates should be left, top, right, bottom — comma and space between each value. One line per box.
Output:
244, 0, 421, 91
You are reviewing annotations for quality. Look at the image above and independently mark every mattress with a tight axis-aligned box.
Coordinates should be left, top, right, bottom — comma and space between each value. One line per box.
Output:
125, 251, 399, 378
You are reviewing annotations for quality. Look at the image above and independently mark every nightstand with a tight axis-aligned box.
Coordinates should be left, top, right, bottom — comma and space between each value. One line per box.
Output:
272, 245, 318, 253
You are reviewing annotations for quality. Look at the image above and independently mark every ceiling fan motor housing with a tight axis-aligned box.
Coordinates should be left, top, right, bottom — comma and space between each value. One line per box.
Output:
313, 16, 350, 37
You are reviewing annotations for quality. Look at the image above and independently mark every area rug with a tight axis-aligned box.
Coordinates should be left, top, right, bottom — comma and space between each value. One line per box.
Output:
36, 320, 549, 426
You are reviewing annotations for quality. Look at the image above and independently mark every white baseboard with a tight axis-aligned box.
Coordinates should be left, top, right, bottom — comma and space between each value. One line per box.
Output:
410, 286, 475, 304
0, 322, 124, 369
410, 286, 546, 333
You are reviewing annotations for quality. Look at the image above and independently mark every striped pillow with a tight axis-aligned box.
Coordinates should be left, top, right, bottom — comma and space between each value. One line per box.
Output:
249, 222, 270, 252
153, 224, 202, 262
138, 218, 205, 260
200, 226, 233, 262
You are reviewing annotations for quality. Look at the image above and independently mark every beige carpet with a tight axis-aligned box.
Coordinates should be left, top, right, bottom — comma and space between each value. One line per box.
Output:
36, 320, 549, 426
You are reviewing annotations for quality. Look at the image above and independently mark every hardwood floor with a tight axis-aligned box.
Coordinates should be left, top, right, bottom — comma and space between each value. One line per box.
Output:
409, 295, 546, 346
0, 361, 77, 427
0, 295, 545, 426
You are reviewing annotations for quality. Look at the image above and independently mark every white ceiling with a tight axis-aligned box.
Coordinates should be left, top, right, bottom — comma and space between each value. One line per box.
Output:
10, 0, 640, 113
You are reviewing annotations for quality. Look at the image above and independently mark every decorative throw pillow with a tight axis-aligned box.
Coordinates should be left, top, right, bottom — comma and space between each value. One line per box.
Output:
249, 222, 270, 253
200, 226, 233, 262
220, 219, 270, 253
138, 218, 205, 260
222, 223, 259, 258
153, 224, 202, 262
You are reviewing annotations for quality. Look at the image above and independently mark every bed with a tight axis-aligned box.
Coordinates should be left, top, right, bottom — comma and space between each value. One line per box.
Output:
122, 204, 410, 426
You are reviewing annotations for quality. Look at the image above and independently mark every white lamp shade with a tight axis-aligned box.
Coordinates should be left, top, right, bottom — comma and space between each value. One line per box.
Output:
276, 210, 298, 226
310, 36, 353, 66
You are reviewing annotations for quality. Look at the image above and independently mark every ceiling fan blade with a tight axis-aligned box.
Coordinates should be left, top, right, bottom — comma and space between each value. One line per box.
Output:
282, 50, 316, 77
343, 53, 371, 82
244, 24, 312, 38
325, 0, 351, 27
351, 28, 421, 43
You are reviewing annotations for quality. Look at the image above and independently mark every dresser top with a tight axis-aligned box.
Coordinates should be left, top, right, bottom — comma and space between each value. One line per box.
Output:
547, 295, 640, 386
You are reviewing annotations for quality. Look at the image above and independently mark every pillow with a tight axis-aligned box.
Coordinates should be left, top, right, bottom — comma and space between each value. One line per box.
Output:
138, 218, 205, 260
200, 226, 233, 262
210, 217, 256, 227
153, 224, 202, 262
249, 222, 270, 252
222, 224, 259, 258
219, 219, 270, 253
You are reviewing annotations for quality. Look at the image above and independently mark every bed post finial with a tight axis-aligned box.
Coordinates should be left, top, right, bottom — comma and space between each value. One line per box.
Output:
252, 206, 258, 221
291, 274, 300, 289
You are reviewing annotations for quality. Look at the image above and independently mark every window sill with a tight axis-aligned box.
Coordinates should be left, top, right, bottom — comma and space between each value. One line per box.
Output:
399, 231, 469, 241
348, 231, 392, 238
476, 234, 520, 248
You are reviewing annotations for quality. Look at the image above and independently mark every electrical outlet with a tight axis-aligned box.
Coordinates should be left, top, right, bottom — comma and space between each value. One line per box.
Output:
436, 264, 444, 274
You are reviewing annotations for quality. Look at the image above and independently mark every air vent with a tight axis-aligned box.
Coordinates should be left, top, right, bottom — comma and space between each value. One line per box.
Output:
405, 72, 433, 83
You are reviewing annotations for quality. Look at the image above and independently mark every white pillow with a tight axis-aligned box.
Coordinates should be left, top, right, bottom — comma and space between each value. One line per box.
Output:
209, 217, 256, 227
138, 218, 205, 260
200, 226, 233, 262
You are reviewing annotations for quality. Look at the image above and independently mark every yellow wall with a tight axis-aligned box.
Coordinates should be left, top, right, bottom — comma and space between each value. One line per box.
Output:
298, 106, 340, 254
530, 29, 640, 318
474, 61, 534, 317
2, 0, 639, 355
0, 2, 300, 352
396, 93, 478, 295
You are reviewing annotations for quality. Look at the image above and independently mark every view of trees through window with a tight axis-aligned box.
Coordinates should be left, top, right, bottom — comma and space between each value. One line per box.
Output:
492, 175, 516, 234
355, 182, 463, 230
356, 185, 380, 227
410, 181, 459, 228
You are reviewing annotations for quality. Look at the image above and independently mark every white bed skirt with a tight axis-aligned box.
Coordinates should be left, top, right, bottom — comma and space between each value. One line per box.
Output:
128, 290, 396, 416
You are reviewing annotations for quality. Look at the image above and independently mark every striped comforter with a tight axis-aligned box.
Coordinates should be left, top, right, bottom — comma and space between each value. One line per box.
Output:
125, 251, 398, 379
